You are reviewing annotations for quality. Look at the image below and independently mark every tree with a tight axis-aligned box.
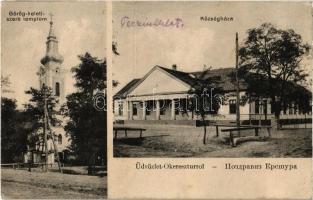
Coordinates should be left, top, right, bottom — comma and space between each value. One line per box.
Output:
1, 97, 28, 163
112, 42, 120, 56
239, 23, 311, 123
1, 75, 14, 94
1, 76, 27, 163
25, 87, 60, 126
187, 70, 223, 144
63, 52, 107, 169
112, 41, 120, 87
23, 86, 60, 157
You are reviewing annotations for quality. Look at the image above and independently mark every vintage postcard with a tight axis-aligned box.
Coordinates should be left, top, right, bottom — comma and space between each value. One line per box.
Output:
110, 1, 312, 199
1, 0, 312, 199
1, 1, 107, 199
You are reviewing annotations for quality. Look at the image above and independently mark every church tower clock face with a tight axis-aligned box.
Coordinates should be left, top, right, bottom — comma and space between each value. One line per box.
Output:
38, 13, 65, 105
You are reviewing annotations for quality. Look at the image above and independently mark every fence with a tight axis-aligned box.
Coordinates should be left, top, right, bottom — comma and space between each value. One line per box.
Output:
247, 113, 311, 129
1, 162, 61, 171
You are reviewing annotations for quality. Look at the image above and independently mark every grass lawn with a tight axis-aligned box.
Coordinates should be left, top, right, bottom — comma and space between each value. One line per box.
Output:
1, 168, 107, 199
113, 124, 312, 158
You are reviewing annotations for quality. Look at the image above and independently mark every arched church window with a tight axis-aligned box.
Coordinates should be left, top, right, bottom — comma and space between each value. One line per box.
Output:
55, 82, 60, 96
58, 134, 62, 145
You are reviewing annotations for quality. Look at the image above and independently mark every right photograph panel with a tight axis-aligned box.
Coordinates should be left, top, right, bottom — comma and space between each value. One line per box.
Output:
112, 1, 312, 158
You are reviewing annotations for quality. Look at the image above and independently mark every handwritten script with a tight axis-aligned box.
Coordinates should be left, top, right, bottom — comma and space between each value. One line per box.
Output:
121, 16, 184, 28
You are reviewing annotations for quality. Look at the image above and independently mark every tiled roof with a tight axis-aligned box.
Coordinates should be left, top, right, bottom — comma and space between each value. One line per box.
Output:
114, 66, 248, 99
114, 78, 141, 99
158, 66, 197, 87
192, 68, 247, 91
162, 66, 247, 91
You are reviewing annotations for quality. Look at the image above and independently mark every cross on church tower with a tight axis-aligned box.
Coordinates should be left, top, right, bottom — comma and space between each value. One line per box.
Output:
49, 12, 54, 22
49, 12, 54, 28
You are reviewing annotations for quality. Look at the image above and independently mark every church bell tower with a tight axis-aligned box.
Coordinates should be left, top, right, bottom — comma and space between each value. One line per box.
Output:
39, 14, 65, 104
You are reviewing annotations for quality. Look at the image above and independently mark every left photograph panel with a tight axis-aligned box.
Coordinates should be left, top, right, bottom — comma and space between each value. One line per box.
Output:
1, 1, 107, 199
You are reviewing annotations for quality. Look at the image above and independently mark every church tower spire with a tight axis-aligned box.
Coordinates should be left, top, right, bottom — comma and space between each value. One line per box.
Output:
39, 13, 65, 104
41, 13, 64, 65
48, 14, 56, 38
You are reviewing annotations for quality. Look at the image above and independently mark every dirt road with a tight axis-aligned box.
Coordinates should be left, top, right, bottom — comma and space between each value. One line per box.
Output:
1, 168, 107, 199
114, 126, 312, 157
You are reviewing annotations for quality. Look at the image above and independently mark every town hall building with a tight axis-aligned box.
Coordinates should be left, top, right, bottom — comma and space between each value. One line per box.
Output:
114, 65, 310, 126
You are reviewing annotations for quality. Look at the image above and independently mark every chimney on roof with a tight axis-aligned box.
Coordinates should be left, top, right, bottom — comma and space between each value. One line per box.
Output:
172, 64, 177, 71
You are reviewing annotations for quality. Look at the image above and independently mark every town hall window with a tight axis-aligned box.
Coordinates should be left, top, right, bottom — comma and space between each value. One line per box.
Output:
271, 101, 275, 114
255, 100, 260, 114
133, 103, 137, 116
229, 100, 236, 114
160, 100, 166, 115
118, 102, 123, 116
146, 100, 154, 116
289, 104, 294, 115
55, 82, 60, 96
174, 100, 180, 115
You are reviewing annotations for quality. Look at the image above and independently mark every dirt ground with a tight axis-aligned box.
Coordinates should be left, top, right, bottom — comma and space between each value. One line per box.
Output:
114, 124, 312, 158
1, 168, 107, 199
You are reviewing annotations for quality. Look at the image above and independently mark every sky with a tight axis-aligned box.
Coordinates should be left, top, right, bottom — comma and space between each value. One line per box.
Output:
2, 2, 312, 107
113, 1, 312, 94
2, 1, 107, 109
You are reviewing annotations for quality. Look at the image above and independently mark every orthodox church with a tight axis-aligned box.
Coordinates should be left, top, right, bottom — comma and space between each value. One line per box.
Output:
23, 17, 70, 164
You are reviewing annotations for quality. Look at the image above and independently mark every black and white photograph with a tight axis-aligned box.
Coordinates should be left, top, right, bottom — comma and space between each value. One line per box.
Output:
1, 2, 107, 198
1, 1, 313, 199
113, 2, 312, 158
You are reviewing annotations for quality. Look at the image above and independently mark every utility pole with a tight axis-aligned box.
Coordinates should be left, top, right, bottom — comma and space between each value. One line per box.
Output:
43, 86, 49, 172
235, 32, 241, 134
45, 110, 63, 173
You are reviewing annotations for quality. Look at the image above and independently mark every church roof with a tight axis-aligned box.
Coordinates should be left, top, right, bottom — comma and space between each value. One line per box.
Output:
114, 66, 248, 99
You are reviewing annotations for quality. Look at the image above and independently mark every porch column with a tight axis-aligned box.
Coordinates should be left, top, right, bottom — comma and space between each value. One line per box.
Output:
286, 104, 290, 115
290, 103, 295, 115
249, 101, 252, 122
129, 101, 133, 120
267, 100, 271, 115
156, 100, 160, 120
142, 101, 146, 120
171, 99, 176, 120
259, 98, 263, 115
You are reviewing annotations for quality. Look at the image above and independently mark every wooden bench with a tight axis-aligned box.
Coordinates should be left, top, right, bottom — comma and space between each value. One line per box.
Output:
113, 127, 146, 139
214, 124, 242, 137
221, 127, 262, 147
215, 124, 272, 138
